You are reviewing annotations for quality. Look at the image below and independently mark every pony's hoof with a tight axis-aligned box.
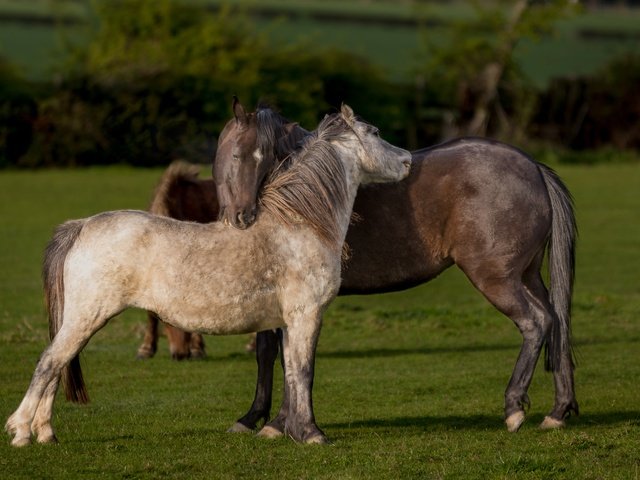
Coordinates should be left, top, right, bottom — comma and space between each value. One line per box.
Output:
136, 348, 154, 360
189, 349, 206, 360
505, 411, 526, 433
540, 416, 565, 430
11, 436, 31, 447
37, 434, 58, 444
305, 434, 329, 445
257, 425, 284, 439
227, 422, 252, 434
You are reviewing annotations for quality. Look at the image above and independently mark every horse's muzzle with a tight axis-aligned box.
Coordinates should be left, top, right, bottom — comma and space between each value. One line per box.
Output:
233, 209, 257, 230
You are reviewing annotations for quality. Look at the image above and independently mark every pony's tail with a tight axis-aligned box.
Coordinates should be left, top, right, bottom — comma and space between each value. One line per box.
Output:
43, 219, 89, 403
539, 164, 577, 372
149, 161, 202, 216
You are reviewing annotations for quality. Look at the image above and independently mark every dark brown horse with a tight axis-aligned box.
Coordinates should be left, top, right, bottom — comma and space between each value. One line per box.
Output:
142, 100, 577, 436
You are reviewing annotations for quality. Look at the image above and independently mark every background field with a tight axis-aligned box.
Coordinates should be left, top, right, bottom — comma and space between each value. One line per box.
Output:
0, 162, 638, 479
2, 0, 640, 86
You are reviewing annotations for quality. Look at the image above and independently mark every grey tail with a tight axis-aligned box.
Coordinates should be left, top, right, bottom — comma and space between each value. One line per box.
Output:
539, 164, 577, 372
43, 219, 90, 403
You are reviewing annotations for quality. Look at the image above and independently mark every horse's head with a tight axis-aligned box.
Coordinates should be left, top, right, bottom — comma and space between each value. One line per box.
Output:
336, 104, 411, 184
214, 98, 307, 229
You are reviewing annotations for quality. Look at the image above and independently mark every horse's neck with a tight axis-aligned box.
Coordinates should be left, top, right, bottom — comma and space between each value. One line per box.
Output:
332, 146, 363, 245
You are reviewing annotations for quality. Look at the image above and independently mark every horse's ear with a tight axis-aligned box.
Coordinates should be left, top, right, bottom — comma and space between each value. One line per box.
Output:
340, 103, 355, 124
233, 96, 248, 126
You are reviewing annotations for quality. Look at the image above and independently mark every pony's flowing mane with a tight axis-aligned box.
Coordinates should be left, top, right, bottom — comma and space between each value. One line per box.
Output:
259, 112, 354, 250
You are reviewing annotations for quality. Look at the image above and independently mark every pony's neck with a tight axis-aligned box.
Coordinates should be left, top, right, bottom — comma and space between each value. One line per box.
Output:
259, 135, 360, 253
330, 141, 364, 246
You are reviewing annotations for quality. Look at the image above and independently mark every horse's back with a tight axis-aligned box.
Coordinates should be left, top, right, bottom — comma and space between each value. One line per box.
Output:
341, 138, 552, 293
414, 138, 551, 263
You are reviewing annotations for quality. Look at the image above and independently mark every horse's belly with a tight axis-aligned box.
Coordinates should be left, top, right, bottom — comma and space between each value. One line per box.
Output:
156, 289, 284, 336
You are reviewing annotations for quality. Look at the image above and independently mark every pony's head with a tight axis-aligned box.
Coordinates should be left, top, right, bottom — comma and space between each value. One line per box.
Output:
214, 98, 306, 229
327, 104, 411, 185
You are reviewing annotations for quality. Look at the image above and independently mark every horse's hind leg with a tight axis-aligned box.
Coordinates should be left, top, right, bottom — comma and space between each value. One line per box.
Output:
31, 375, 61, 444
166, 324, 192, 360
5, 362, 60, 447
257, 329, 290, 439
6, 339, 78, 446
520, 267, 578, 429
189, 333, 206, 359
7, 312, 108, 446
136, 312, 159, 359
542, 321, 578, 429
462, 263, 552, 433
230, 330, 279, 433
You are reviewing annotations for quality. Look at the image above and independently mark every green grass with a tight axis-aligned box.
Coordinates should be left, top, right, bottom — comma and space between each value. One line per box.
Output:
0, 163, 639, 478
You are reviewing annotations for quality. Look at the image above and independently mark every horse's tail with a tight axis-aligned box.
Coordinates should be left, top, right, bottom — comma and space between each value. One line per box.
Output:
539, 164, 577, 372
149, 161, 201, 216
43, 219, 89, 403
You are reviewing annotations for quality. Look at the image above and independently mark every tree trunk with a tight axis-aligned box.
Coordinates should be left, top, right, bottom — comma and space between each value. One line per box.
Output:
464, 0, 529, 137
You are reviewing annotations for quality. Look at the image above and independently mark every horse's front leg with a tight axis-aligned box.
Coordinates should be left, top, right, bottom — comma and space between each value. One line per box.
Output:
279, 313, 327, 444
230, 329, 280, 432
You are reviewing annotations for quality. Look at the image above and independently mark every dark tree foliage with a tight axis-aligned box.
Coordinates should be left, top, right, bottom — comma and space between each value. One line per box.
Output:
10, 0, 401, 167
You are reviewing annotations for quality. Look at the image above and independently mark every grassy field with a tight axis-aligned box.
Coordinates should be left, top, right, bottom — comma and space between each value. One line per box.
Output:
0, 162, 639, 479
2, 1, 640, 85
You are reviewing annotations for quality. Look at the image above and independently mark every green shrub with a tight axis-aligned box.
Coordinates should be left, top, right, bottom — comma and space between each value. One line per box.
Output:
534, 53, 640, 151
10, 0, 406, 167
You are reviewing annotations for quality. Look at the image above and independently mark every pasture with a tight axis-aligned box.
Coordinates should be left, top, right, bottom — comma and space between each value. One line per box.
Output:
0, 163, 639, 478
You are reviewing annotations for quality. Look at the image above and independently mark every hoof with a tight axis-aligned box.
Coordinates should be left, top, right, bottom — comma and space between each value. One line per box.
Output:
227, 422, 252, 434
505, 411, 526, 433
257, 425, 284, 439
304, 434, 329, 445
136, 349, 154, 360
540, 416, 565, 430
11, 436, 32, 447
36, 433, 58, 444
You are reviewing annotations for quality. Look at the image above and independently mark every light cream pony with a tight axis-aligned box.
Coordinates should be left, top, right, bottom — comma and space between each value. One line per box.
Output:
6, 105, 411, 447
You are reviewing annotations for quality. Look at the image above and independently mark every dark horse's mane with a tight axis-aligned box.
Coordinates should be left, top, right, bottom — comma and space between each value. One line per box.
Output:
255, 105, 309, 165
259, 112, 354, 251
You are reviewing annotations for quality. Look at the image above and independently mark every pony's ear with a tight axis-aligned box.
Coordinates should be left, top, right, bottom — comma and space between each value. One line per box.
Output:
340, 104, 355, 123
233, 96, 249, 126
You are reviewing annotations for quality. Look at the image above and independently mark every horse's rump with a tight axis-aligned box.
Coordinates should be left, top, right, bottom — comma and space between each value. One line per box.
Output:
43, 219, 89, 403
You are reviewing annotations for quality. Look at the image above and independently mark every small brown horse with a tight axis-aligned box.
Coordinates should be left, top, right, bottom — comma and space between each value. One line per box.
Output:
136, 162, 213, 360
142, 100, 577, 436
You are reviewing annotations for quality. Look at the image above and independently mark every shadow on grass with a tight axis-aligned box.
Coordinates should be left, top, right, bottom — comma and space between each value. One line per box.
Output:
202, 335, 639, 363
316, 342, 518, 360
316, 336, 640, 361
326, 410, 640, 433
326, 413, 504, 431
